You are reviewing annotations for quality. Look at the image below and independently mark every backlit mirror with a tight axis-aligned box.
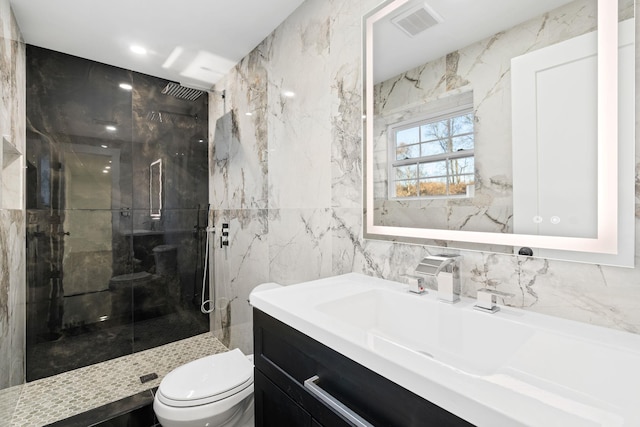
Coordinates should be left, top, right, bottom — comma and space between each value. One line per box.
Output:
363, 0, 635, 266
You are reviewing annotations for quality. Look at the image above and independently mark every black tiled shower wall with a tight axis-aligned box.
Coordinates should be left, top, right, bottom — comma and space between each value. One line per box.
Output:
25, 46, 210, 381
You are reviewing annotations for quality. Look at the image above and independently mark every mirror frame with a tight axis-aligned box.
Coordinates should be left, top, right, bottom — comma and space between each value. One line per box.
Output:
363, 0, 619, 254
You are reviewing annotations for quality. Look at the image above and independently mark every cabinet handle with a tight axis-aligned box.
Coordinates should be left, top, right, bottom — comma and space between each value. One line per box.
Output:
304, 375, 374, 427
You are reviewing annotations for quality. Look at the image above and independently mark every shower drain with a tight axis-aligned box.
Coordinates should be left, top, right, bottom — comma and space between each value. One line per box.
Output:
140, 372, 159, 384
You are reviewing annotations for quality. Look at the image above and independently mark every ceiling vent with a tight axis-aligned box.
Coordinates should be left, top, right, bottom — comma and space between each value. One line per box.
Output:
391, 3, 443, 37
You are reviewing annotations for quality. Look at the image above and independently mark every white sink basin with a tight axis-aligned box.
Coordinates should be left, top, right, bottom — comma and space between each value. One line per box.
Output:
250, 273, 640, 426
316, 288, 534, 376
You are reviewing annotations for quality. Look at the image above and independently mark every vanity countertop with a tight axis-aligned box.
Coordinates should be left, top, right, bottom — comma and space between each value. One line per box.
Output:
250, 273, 640, 427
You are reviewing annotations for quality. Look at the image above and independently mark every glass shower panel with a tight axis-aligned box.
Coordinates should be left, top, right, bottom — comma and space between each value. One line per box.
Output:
25, 45, 210, 381
25, 46, 135, 380
130, 73, 209, 352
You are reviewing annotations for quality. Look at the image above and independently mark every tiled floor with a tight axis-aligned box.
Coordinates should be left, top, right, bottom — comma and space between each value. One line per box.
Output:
27, 307, 210, 381
8, 333, 228, 426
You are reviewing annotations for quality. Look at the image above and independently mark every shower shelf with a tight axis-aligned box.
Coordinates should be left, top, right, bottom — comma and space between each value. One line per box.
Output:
3, 135, 22, 168
1, 134, 24, 210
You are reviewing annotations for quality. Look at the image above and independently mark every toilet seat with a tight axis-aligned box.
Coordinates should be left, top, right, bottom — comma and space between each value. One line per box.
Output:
157, 349, 253, 408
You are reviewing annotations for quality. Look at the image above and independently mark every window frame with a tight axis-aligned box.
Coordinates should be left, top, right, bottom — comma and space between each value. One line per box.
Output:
387, 103, 475, 200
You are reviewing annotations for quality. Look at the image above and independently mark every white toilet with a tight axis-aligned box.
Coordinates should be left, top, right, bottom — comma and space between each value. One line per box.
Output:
154, 283, 283, 426
153, 348, 255, 427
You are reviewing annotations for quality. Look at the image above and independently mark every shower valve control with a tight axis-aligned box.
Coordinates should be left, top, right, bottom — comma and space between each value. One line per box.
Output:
220, 223, 230, 248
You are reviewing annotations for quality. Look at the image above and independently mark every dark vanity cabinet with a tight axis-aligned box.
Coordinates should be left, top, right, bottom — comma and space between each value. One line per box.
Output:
253, 309, 474, 427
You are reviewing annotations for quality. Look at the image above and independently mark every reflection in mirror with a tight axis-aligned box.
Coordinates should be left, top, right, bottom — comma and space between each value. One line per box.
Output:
150, 158, 162, 219
364, 0, 635, 266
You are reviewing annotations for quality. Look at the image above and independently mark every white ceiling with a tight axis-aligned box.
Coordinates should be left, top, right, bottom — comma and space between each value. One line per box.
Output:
10, 0, 305, 90
373, 0, 576, 83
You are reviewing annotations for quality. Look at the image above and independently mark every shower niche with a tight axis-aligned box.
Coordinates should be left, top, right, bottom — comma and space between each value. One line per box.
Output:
1, 134, 23, 209
25, 46, 210, 381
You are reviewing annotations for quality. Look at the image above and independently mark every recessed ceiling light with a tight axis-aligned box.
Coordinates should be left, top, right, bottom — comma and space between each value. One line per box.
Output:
245, 112, 253, 116
102, 170, 109, 174
101, 144, 108, 148
283, 91, 295, 98
105, 125, 117, 132
105, 166, 111, 170
119, 83, 133, 91
130, 45, 147, 55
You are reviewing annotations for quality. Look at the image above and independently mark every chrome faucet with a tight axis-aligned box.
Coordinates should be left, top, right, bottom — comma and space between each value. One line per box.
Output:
474, 289, 515, 313
415, 254, 462, 303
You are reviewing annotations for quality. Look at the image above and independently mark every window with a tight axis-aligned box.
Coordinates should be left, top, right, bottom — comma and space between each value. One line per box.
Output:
389, 106, 475, 199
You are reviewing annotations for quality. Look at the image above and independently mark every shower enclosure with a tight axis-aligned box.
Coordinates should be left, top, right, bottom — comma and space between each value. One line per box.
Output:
25, 46, 210, 380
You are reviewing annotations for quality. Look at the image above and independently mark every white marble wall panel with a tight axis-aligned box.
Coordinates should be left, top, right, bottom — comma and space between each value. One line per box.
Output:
0, 0, 25, 210
210, 209, 269, 355
266, 0, 333, 210
209, 83, 232, 211
329, 0, 366, 209
209, 43, 269, 211
268, 208, 333, 284
0, 0, 25, 403
0, 211, 25, 389
209, 0, 640, 356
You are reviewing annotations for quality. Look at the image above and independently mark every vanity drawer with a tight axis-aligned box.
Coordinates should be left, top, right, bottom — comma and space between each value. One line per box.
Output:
253, 308, 473, 427
255, 369, 313, 427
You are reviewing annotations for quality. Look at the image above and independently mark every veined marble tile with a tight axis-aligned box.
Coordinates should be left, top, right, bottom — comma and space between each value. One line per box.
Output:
208, 0, 640, 353
329, 0, 365, 210
332, 207, 367, 275
0, 0, 25, 211
266, 1, 333, 210
334, 208, 439, 282
0, 8, 25, 424
209, 85, 231, 210
519, 258, 640, 334
268, 208, 333, 284
209, 44, 269, 211
210, 209, 269, 354
459, 250, 640, 334
0, 210, 25, 389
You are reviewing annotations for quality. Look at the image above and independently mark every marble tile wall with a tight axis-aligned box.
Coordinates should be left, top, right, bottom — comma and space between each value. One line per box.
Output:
209, 0, 640, 354
0, 0, 26, 400
0, 0, 26, 424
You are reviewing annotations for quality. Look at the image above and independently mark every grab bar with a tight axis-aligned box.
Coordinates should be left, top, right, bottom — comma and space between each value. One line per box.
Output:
303, 375, 373, 427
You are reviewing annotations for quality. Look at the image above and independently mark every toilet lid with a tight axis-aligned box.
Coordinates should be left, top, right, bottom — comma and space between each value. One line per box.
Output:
157, 348, 253, 408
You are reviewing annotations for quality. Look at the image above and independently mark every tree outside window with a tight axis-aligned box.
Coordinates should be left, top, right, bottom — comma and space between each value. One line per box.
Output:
390, 107, 475, 199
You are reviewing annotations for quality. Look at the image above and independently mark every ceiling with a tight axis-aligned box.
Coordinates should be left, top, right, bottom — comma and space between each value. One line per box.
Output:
373, 0, 575, 83
10, 0, 305, 90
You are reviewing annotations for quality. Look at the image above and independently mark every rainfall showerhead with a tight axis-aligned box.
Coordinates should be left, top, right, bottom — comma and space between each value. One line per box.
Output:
161, 82, 205, 101
145, 110, 199, 123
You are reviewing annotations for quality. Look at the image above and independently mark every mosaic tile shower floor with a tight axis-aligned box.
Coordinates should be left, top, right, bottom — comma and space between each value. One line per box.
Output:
27, 308, 210, 381
7, 333, 228, 426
